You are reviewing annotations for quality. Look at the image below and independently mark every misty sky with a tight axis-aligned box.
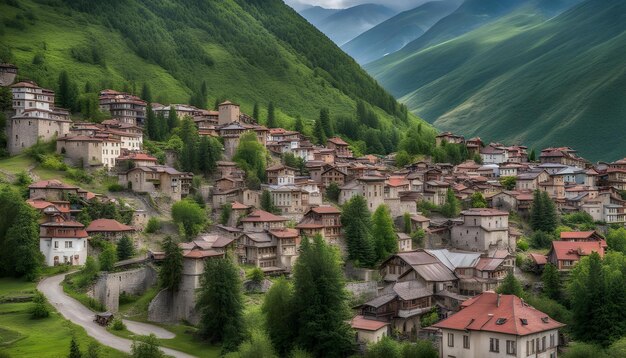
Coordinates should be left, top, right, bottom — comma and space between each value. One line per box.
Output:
284, 0, 432, 11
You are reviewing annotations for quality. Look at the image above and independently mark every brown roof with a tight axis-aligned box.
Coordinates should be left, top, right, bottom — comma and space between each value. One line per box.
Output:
350, 315, 389, 331
86, 219, 135, 233
269, 228, 299, 238
310, 206, 341, 214
240, 210, 287, 223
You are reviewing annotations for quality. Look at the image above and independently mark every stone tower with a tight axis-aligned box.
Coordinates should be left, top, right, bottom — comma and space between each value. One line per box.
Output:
217, 100, 241, 126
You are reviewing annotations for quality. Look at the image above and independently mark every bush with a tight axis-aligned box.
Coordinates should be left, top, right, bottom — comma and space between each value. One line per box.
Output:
66, 168, 94, 184
248, 267, 264, 284
145, 217, 161, 233
107, 183, 124, 192
112, 318, 126, 331
40, 154, 67, 170
517, 238, 529, 251
29, 291, 50, 319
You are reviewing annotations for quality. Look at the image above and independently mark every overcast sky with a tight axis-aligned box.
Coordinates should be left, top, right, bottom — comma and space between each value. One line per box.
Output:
284, 0, 433, 12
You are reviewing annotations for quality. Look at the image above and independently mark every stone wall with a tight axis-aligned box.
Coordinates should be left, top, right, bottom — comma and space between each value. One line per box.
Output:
94, 265, 157, 312
345, 281, 379, 300
344, 262, 378, 282
148, 273, 200, 324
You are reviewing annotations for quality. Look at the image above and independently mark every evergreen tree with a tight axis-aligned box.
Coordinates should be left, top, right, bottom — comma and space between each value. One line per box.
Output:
496, 271, 524, 298
57, 70, 78, 111
159, 236, 183, 291
292, 236, 354, 357
541, 191, 558, 233
99, 242, 117, 272
197, 136, 222, 177
167, 106, 178, 130
145, 104, 158, 140
156, 112, 168, 141
261, 190, 279, 214
542, 263, 561, 301
314, 116, 326, 145
253, 102, 260, 121
294, 115, 304, 133
86, 342, 100, 358
470, 192, 487, 208
179, 117, 199, 172
530, 190, 544, 231
141, 83, 152, 102
440, 188, 460, 218
68, 336, 82, 358
4, 204, 43, 280
262, 277, 295, 355
220, 203, 232, 226
131, 334, 164, 358
267, 101, 276, 128
116, 235, 135, 261
403, 212, 412, 234
319, 108, 333, 138
325, 182, 340, 203
372, 205, 397, 262
197, 256, 245, 352
529, 149, 537, 162
341, 195, 375, 267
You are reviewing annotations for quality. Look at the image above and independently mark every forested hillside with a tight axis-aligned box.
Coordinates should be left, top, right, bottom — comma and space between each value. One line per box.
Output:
0, 0, 421, 154
367, 0, 625, 161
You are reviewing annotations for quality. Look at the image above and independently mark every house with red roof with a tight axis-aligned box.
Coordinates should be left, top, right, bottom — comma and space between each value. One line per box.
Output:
240, 209, 288, 233
27, 198, 71, 222
350, 315, 390, 344
86, 218, 135, 242
547, 240, 605, 271
39, 216, 89, 266
432, 291, 564, 358
559, 230, 605, 245
326, 137, 352, 158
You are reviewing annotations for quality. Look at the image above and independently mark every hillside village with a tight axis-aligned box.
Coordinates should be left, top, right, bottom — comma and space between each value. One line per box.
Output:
1, 62, 626, 358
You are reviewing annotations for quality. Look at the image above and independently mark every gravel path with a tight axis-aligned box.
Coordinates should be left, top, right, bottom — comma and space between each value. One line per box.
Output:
124, 320, 175, 339
37, 273, 195, 358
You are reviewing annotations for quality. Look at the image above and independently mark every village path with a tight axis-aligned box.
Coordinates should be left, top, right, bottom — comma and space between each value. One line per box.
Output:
38, 273, 196, 358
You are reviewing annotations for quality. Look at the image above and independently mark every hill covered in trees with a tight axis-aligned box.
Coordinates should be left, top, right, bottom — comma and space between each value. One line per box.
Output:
0, 0, 422, 152
365, 0, 626, 161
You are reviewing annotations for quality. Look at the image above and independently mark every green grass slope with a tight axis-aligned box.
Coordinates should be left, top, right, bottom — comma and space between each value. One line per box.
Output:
341, 0, 462, 65
371, 0, 626, 161
0, 0, 410, 130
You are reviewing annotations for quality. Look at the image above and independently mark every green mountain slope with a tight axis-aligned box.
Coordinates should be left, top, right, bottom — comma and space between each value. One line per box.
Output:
312, 4, 397, 46
341, 0, 462, 65
369, 0, 626, 161
0, 0, 410, 133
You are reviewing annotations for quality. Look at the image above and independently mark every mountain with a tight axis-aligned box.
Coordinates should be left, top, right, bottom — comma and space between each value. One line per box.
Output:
0, 0, 414, 138
342, 0, 462, 65
299, 6, 340, 26
307, 4, 397, 46
368, 0, 625, 161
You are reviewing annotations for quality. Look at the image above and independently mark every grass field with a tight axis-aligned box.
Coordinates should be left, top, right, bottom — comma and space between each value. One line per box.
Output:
0, 278, 127, 357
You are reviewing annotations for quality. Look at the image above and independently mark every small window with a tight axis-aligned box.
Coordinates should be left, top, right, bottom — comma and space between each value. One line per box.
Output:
506, 340, 516, 355
448, 333, 454, 347
489, 338, 499, 353
463, 335, 469, 349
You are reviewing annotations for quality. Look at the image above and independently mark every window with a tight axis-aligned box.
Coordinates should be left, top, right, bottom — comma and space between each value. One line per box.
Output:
54, 241, 58, 248
506, 340, 516, 355
541, 336, 546, 352
463, 335, 470, 349
65, 241, 73, 248
489, 338, 499, 353
550, 334, 555, 348
447, 333, 454, 347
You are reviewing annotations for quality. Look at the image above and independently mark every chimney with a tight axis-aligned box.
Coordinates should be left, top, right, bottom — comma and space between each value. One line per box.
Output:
497, 293, 501, 307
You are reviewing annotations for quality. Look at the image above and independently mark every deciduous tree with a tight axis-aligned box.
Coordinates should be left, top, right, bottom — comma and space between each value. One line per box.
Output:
172, 199, 207, 241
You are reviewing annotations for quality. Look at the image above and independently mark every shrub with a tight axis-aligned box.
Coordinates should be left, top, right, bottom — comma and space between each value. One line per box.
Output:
145, 217, 161, 233
40, 154, 67, 170
112, 318, 126, 331
66, 168, 93, 184
517, 238, 529, 251
107, 183, 124, 192
248, 267, 264, 284
29, 291, 50, 319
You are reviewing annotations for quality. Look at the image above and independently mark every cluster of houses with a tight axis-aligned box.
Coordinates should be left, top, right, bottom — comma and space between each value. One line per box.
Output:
3, 66, 620, 357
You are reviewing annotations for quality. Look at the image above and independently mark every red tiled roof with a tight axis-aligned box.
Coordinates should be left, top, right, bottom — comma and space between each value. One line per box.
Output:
350, 315, 389, 331
269, 228, 299, 238
117, 152, 157, 162
550, 241, 605, 261
240, 210, 287, 223
387, 176, 409, 187
231, 201, 250, 210
327, 137, 348, 146
559, 231, 595, 240
529, 253, 547, 265
183, 249, 224, 259
433, 292, 565, 335
86, 219, 135, 233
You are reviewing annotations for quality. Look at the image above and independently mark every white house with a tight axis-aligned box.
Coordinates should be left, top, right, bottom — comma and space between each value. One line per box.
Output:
39, 216, 88, 266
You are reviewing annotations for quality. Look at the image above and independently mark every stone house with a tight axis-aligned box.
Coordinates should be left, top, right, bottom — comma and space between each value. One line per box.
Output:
86, 218, 135, 242
266, 165, 295, 186
326, 136, 352, 158
57, 135, 122, 169
8, 81, 71, 155
515, 170, 550, 191
296, 206, 342, 245
450, 209, 513, 252
39, 216, 88, 266
99, 89, 146, 126
240, 209, 288, 233
118, 165, 193, 201
321, 166, 347, 189
29, 180, 80, 201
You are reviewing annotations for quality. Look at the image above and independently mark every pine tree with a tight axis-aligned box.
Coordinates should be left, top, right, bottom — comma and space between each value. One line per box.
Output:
179, 118, 199, 172
167, 106, 178, 130
252, 102, 260, 121
197, 256, 245, 352
403, 212, 412, 234
267, 101, 276, 128
325, 182, 340, 203
529, 149, 537, 162
261, 190, 279, 214
116, 235, 135, 261
292, 236, 354, 357
4, 204, 43, 280
440, 188, 460, 218
68, 336, 82, 358
496, 271, 524, 298
156, 112, 168, 141
159, 236, 183, 291
341, 195, 375, 267
314, 116, 326, 145
530, 190, 544, 231
372, 205, 397, 262
99, 242, 117, 272
57, 70, 78, 111
542, 263, 561, 300
141, 83, 152, 102
541, 191, 558, 233
220, 203, 232, 226
197, 136, 222, 177
294, 115, 304, 133
319, 108, 333, 138
145, 104, 158, 140
262, 277, 295, 355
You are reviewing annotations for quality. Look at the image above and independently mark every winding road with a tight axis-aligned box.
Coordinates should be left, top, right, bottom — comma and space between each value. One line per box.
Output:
37, 273, 195, 358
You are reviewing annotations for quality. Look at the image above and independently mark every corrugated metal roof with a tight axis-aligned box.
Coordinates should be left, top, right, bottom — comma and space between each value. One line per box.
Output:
426, 249, 481, 271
